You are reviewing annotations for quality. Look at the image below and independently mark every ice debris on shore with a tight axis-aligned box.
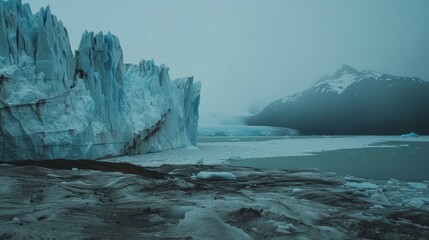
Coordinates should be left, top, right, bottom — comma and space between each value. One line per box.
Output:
194, 171, 237, 181
1, 164, 428, 239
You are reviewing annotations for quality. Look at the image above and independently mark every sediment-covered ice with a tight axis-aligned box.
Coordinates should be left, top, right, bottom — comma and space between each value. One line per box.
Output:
0, 0, 200, 161
1, 163, 428, 239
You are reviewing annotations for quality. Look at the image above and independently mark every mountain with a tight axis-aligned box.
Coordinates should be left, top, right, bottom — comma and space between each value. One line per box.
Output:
247, 65, 429, 135
0, 0, 200, 161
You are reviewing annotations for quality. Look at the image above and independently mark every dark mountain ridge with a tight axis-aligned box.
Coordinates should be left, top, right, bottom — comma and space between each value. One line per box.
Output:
247, 65, 429, 135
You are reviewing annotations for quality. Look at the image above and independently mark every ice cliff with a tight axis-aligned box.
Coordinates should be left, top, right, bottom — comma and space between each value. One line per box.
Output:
0, 0, 200, 161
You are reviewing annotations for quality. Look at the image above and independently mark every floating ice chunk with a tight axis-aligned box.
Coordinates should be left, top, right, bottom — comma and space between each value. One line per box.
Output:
345, 182, 378, 189
292, 188, 303, 193
228, 156, 243, 161
185, 146, 199, 151
71, 167, 79, 171
407, 182, 428, 190
194, 172, 236, 181
12, 217, 21, 223
401, 132, 419, 138
387, 178, 400, 185
371, 204, 385, 209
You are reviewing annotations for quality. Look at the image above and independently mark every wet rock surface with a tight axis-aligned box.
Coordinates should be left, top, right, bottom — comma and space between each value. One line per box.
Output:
1, 163, 428, 239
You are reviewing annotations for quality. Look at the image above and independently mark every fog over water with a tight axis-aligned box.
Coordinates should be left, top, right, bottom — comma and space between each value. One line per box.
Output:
25, 0, 429, 117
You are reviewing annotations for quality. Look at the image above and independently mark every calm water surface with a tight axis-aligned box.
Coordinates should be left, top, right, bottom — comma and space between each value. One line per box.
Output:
228, 141, 429, 181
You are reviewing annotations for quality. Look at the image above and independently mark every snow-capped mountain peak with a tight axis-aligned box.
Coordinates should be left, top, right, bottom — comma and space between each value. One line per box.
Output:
313, 72, 357, 94
311, 65, 426, 95
313, 65, 363, 94
248, 65, 429, 135
333, 64, 360, 78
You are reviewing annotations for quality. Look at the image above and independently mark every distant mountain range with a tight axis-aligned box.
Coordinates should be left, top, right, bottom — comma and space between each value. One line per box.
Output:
247, 65, 429, 135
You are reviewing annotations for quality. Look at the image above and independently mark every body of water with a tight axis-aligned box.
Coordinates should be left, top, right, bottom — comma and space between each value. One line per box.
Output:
228, 141, 429, 181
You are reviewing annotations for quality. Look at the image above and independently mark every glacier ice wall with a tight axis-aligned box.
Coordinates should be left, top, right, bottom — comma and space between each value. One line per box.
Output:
122, 60, 200, 155
0, 0, 200, 161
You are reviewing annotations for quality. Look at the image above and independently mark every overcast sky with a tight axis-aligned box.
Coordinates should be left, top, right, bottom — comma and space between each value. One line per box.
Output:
23, 0, 429, 115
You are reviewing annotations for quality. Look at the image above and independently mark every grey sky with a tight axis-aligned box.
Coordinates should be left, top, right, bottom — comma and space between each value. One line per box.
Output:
23, 0, 429, 115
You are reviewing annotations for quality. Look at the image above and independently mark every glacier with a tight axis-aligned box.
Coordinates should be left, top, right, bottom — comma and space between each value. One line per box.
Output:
0, 0, 200, 161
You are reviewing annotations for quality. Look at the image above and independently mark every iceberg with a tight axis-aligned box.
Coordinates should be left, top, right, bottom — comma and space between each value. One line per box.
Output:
400, 132, 419, 138
0, 0, 200, 161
